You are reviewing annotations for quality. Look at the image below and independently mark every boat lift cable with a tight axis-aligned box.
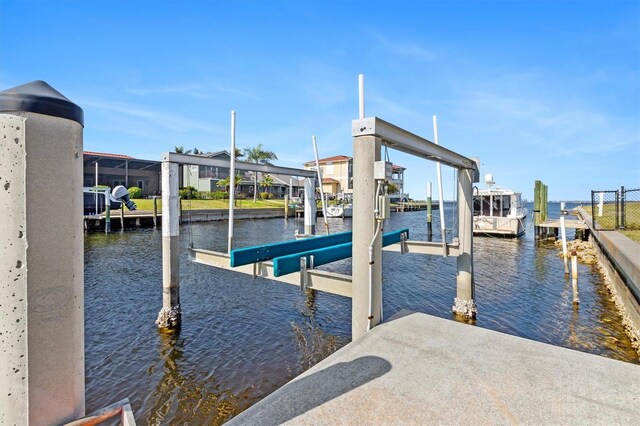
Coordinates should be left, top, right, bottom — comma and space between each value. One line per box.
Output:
186, 166, 194, 248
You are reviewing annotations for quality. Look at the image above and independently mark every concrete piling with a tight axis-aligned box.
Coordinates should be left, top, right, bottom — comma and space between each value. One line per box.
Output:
571, 250, 579, 304
452, 168, 476, 319
352, 135, 382, 340
156, 161, 181, 330
0, 81, 85, 424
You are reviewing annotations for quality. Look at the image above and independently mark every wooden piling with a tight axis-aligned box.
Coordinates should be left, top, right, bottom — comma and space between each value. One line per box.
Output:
534, 180, 541, 239
120, 204, 125, 230
560, 216, 568, 274
153, 196, 158, 227
105, 202, 111, 233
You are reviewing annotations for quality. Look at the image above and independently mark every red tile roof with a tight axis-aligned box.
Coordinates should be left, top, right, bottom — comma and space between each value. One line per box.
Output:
322, 177, 340, 183
304, 155, 352, 165
84, 151, 135, 160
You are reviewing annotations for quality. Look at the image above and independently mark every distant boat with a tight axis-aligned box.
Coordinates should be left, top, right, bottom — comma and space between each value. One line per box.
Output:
473, 174, 528, 237
325, 203, 353, 218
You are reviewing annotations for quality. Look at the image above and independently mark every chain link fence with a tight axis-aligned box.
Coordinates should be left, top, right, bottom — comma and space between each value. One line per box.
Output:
591, 190, 618, 230
591, 187, 639, 231
620, 187, 640, 230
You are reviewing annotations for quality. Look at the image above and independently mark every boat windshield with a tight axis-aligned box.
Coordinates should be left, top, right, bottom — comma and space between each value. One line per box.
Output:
473, 194, 511, 217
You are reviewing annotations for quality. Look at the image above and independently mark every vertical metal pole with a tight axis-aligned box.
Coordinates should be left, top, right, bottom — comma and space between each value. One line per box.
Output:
125, 160, 129, 188
433, 115, 447, 255
426, 181, 433, 241
228, 110, 236, 253
156, 161, 181, 330
358, 74, 365, 119
312, 135, 330, 234
94, 162, 99, 215
352, 135, 382, 339
560, 216, 568, 274
452, 167, 476, 319
620, 186, 625, 229
303, 178, 317, 235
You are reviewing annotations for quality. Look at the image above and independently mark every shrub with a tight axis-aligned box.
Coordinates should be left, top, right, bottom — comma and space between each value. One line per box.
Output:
211, 191, 229, 200
260, 192, 272, 200
128, 186, 143, 199
179, 186, 197, 199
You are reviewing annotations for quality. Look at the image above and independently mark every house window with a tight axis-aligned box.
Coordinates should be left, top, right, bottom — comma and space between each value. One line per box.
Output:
325, 162, 333, 175
137, 180, 145, 191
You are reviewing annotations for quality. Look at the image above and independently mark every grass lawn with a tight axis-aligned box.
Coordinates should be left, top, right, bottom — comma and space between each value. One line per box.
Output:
133, 198, 287, 210
586, 203, 640, 242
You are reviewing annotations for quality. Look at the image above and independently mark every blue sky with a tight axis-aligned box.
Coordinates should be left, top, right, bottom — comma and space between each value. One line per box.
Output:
1, 0, 638, 200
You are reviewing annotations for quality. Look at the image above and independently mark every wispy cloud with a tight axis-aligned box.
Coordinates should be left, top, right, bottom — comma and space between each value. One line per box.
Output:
125, 83, 212, 99
373, 34, 436, 62
79, 97, 227, 134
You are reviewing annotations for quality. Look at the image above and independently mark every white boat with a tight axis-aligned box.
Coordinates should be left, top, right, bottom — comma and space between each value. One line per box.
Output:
325, 203, 353, 218
473, 174, 528, 237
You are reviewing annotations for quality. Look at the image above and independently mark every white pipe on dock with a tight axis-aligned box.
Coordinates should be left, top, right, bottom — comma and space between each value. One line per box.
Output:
358, 73, 365, 119
303, 178, 317, 235
433, 115, 447, 256
312, 135, 330, 234
597, 192, 604, 217
228, 110, 236, 253
571, 250, 579, 304
560, 216, 569, 274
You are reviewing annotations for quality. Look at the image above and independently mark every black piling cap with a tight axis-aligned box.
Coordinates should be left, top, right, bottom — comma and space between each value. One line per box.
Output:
0, 80, 84, 126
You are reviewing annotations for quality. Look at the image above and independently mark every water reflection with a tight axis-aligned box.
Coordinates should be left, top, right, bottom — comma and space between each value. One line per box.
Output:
84, 202, 639, 424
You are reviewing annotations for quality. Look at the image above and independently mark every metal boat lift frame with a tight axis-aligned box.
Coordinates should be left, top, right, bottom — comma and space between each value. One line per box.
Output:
158, 104, 478, 341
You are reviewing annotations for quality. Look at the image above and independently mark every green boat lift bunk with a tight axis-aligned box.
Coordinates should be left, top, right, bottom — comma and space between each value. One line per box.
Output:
190, 228, 411, 298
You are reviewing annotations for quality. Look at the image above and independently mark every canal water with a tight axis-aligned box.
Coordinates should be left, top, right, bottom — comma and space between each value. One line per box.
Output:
85, 202, 638, 424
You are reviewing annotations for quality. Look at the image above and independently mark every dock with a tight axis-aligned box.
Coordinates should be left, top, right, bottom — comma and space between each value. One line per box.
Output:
539, 218, 588, 230
229, 311, 640, 425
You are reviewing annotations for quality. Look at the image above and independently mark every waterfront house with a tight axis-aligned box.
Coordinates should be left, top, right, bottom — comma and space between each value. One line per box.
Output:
84, 151, 161, 197
181, 150, 303, 198
303, 155, 406, 197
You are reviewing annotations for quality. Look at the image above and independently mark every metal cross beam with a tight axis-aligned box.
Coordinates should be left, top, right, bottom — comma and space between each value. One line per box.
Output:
352, 116, 479, 173
190, 248, 353, 297
161, 152, 316, 177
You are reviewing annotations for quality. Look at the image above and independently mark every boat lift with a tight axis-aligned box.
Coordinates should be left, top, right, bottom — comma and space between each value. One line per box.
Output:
157, 76, 479, 340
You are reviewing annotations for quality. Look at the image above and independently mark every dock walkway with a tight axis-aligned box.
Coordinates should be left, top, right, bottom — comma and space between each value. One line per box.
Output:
230, 311, 640, 425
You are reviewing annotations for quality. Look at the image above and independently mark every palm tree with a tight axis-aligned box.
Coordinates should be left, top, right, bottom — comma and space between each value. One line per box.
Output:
243, 144, 278, 202
259, 174, 274, 197
218, 173, 243, 194
174, 146, 192, 154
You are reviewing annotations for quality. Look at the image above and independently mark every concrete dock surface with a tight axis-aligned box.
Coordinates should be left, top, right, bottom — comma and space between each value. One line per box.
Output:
229, 311, 640, 425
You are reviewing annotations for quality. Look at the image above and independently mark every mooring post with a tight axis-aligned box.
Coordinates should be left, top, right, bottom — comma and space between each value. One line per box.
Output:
352, 135, 382, 339
426, 181, 433, 241
120, 202, 125, 230
228, 110, 236, 253
156, 161, 181, 330
571, 250, 579, 304
452, 167, 477, 319
153, 195, 158, 227
533, 180, 541, 239
105, 195, 111, 234
0, 81, 85, 424
303, 177, 317, 236
560, 216, 569, 274
284, 194, 289, 219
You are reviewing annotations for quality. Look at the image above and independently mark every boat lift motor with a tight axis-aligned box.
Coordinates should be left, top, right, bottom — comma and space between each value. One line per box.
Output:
111, 185, 137, 211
